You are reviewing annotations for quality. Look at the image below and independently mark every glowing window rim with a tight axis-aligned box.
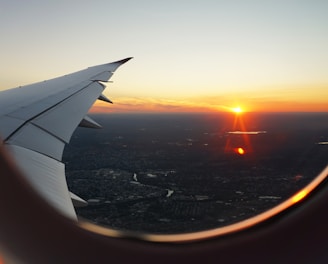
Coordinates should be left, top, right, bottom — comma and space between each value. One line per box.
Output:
79, 165, 328, 243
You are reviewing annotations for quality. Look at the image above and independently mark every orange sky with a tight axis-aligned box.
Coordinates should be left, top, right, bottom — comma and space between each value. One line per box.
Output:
91, 92, 328, 114
2, 1, 328, 115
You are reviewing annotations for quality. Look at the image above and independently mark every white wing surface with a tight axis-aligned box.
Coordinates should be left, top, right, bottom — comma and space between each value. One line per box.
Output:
0, 58, 132, 219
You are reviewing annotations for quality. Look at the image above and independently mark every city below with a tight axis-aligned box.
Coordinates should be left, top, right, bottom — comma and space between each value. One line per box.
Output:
63, 112, 328, 233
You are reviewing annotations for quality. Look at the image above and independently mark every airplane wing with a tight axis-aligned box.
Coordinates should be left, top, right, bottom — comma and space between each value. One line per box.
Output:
0, 57, 132, 219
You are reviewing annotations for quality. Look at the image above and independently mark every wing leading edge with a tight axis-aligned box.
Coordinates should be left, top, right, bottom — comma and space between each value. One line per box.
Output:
0, 58, 132, 219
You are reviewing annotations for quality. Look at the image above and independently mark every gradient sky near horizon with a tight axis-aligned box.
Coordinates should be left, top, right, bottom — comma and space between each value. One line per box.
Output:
0, 0, 327, 112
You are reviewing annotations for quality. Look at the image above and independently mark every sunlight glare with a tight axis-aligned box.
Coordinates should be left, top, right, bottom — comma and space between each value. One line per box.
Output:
235, 147, 245, 155
232, 106, 242, 114
291, 189, 309, 204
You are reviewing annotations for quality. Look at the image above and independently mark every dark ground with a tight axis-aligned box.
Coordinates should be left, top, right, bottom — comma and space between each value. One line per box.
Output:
63, 112, 328, 233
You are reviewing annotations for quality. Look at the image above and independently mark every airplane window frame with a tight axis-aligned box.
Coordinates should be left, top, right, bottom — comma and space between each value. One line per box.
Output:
1, 136, 328, 263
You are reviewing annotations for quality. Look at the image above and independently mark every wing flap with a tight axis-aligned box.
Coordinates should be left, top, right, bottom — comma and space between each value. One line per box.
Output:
6, 144, 76, 219
7, 123, 65, 160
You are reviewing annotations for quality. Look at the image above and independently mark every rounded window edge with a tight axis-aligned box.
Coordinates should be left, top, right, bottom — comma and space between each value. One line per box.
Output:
78, 164, 328, 243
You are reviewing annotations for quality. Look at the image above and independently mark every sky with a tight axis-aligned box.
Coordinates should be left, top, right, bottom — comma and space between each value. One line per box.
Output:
0, 0, 327, 113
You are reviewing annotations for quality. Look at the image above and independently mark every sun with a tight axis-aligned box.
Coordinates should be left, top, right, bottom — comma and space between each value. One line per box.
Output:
232, 106, 243, 114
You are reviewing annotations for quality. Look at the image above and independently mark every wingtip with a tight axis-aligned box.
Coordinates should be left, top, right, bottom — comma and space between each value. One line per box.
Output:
111, 57, 133, 65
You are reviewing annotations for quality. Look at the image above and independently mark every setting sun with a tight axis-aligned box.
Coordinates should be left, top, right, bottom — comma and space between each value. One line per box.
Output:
232, 106, 242, 114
